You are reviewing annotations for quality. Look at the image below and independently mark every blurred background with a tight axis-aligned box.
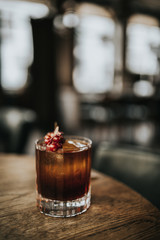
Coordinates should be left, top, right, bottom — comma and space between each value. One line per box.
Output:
0, 0, 160, 207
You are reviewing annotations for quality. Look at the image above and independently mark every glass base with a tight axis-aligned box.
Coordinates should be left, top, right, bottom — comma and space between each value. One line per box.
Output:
37, 188, 91, 217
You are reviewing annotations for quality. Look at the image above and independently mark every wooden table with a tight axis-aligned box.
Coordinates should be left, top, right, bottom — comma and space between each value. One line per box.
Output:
1, 154, 160, 240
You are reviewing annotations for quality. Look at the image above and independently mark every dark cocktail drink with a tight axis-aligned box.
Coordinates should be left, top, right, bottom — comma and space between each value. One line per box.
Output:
35, 133, 92, 217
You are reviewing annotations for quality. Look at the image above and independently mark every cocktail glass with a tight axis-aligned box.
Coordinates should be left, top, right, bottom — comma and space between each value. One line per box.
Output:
35, 136, 92, 217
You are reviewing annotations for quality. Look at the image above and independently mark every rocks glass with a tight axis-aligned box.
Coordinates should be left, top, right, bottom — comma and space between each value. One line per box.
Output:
35, 136, 92, 217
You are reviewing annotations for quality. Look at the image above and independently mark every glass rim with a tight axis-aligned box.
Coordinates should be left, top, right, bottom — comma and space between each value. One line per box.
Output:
35, 135, 92, 152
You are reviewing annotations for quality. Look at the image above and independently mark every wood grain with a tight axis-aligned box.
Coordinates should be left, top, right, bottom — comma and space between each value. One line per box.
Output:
0, 154, 160, 240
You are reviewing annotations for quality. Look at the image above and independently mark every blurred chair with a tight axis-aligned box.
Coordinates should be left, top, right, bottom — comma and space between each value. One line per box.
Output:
93, 141, 160, 209
0, 107, 36, 153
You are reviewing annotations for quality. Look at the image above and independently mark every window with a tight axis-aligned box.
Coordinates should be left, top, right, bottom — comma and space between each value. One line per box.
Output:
126, 14, 160, 76
0, 0, 49, 93
73, 4, 115, 94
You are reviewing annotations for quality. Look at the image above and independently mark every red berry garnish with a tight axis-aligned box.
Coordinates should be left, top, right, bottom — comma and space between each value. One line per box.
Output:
44, 126, 65, 152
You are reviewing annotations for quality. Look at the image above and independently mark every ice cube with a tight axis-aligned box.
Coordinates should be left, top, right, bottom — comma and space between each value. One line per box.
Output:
63, 139, 88, 152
